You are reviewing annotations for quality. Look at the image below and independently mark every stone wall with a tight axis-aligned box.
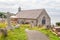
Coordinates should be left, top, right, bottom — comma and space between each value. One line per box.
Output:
18, 18, 36, 26
37, 10, 51, 26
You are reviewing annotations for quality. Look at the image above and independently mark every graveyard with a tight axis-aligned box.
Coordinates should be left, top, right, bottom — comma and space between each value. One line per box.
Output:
0, 12, 60, 40
0, 0, 60, 40
0, 9, 60, 40
0, 23, 60, 40
0, 7, 60, 40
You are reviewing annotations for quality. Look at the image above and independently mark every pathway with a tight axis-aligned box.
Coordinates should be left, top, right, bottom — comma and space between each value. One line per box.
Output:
25, 29, 49, 40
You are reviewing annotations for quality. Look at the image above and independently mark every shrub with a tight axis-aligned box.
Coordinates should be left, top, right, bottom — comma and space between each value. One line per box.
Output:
56, 22, 60, 26
0, 23, 7, 28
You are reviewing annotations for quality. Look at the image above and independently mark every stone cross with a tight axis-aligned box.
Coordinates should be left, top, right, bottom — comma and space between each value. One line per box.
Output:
6, 12, 12, 30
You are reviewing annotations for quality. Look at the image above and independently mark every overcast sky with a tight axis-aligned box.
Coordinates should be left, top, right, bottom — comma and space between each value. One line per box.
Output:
0, 0, 60, 25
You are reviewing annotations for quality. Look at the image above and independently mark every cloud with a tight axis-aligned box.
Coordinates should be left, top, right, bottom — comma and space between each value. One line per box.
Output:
0, 0, 60, 10
0, 0, 60, 24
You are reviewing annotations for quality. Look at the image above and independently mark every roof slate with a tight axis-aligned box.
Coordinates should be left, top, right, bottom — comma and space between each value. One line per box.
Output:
16, 9, 45, 19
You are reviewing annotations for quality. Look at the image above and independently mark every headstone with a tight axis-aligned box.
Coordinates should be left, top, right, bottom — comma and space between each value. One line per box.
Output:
46, 25, 51, 29
15, 24, 20, 28
0, 28, 7, 37
30, 21, 34, 28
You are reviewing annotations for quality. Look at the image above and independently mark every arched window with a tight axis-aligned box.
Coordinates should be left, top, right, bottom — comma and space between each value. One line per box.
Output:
42, 17, 46, 25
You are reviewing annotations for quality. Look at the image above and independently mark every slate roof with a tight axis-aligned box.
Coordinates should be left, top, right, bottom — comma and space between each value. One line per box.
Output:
16, 9, 45, 19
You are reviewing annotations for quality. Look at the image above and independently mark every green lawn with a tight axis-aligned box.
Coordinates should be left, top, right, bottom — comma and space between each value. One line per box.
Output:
0, 24, 30, 40
0, 24, 60, 40
0, 25, 27, 40
6, 27, 27, 40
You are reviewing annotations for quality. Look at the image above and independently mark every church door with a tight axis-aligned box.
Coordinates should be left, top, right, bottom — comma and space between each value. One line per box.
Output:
42, 17, 46, 25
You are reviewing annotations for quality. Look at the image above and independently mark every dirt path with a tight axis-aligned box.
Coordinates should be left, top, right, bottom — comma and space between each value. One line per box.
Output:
25, 29, 49, 40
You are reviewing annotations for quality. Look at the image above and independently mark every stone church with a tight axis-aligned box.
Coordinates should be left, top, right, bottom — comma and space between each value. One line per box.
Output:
11, 7, 51, 26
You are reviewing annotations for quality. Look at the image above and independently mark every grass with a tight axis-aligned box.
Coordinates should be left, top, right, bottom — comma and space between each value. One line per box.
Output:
0, 24, 28, 40
0, 22, 7, 28
0, 27, 27, 40
6, 27, 27, 40
0, 23, 60, 40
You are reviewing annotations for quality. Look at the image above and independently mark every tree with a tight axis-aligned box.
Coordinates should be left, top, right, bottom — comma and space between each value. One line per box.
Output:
0, 12, 7, 18
56, 22, 60, 26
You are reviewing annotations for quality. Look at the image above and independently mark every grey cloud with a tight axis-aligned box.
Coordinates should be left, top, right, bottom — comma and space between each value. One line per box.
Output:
0, 8, 17, 13
46, 8, 60, 12
0, 2, 17, 6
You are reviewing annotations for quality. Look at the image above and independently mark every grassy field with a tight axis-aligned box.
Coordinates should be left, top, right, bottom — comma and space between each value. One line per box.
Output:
6, 27, 27, 40
0, 27, 27, 40
0, 24, 60, 40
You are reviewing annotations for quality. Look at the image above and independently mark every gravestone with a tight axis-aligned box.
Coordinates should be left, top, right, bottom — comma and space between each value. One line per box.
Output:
30, 21, 34, 28
0, 28, 7, 38
15, 24, 20, 28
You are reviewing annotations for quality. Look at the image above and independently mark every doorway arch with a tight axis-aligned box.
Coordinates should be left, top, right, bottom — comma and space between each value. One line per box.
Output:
42, 17, 46, 25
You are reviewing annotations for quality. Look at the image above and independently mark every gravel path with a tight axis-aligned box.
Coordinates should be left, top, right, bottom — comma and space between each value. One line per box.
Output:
25, 29, 49, 40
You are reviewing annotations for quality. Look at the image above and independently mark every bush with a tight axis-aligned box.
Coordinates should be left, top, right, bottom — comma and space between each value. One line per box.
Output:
0, 23, 7, 28
56, 22, 60, 26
